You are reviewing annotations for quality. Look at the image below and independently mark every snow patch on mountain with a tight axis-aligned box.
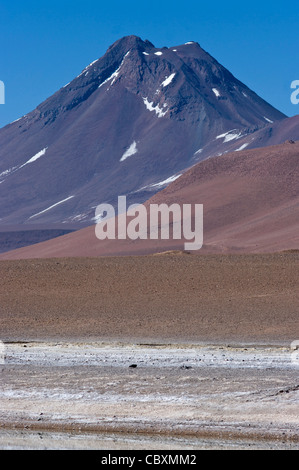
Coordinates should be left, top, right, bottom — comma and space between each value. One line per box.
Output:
216, 130, 242, 143
0, 148, 48, 183
223, 132, 242, 142
120, 141, 138, 162
0, 166, 18, 182
212, 88, 221, 97
98, 51, 130, 90
235, 143, 249, 151
86, 59, 98, 68
29, 196, 75, 220
150, 174, 182, 188
77, 59, 99, 79
161, 73, 176, 88
216, 130, 235, 139
19, 148, 48, 169
143, 97, 168, 118
69, 213, 89, 222
0, 167, 17, 178
136, 173, 182, 193
92, 212, 105, 224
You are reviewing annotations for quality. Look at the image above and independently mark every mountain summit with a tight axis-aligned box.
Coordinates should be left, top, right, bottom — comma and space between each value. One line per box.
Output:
0, 35, 286, 226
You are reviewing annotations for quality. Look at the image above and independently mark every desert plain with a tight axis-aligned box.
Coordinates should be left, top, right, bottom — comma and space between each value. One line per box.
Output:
0, 252, 298, 449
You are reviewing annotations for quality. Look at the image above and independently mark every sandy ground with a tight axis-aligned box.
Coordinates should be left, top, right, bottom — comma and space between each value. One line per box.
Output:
0, 253, 298, 344
0, 253, 298, 449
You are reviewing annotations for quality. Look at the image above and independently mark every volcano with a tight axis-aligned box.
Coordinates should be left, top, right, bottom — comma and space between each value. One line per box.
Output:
0, 35, 287, 231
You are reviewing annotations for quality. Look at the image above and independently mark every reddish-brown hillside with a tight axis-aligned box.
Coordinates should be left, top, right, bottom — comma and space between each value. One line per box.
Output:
1, 140, 298, 259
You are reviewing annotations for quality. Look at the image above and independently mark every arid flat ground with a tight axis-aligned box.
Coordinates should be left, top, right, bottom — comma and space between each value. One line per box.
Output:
0, 253, 298, 449
0, 253, 298, 344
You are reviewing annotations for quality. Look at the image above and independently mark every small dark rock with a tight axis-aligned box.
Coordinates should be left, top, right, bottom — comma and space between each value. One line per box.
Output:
129, 364, 137, 368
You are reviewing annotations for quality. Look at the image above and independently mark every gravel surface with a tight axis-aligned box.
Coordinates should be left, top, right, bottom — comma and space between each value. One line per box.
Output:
0, 254, 298, 449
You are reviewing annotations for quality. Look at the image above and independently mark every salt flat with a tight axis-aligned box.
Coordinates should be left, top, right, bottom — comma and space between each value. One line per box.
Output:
1, 341, 298, 448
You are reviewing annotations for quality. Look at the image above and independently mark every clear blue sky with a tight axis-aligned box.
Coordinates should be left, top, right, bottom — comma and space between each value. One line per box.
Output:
0, 0, 298, 128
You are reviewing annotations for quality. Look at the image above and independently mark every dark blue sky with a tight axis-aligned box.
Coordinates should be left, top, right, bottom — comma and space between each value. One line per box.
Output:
0, 0, 298, 128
